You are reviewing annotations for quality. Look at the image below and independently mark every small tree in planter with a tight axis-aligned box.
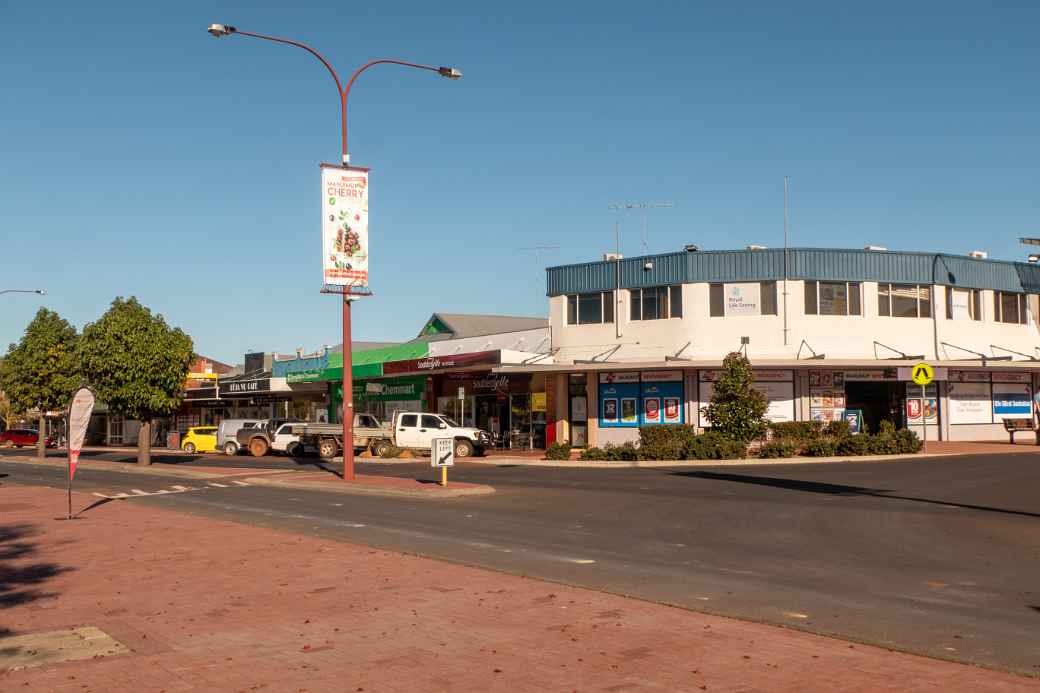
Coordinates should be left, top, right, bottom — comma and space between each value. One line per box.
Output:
702, 352, 768, 445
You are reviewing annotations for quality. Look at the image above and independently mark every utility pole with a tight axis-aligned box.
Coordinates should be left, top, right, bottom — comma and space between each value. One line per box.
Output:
783, 177, 790, 346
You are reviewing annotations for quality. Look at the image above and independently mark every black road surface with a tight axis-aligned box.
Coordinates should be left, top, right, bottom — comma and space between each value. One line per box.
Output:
2, 449, 1039, 676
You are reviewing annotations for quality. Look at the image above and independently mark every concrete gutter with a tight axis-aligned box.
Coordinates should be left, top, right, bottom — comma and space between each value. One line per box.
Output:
241, 473, 495, 500
467, 452, 959, 468
0, 455, 287, 480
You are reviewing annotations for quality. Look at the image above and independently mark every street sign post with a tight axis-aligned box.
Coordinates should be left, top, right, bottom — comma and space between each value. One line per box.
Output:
458, 386, 465, 426
911, 363, 934, 452
432, 437, 454, 486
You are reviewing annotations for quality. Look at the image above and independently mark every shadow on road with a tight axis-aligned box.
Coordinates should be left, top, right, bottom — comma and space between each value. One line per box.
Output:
672, 470, 1040, 519
0, 524, 72, 636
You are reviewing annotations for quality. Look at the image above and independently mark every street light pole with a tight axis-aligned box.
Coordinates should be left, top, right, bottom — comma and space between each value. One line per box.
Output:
207, 23, 460, 481
0, 289, 46, 296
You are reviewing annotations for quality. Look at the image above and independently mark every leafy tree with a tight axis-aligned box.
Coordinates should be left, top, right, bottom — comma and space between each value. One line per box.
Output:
702, 351, 768, 444
78, 297, 193, 465
0, 309, 81, 460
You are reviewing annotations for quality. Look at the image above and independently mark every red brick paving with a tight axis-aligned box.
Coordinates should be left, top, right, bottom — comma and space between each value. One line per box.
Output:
1, 486, 1036, 692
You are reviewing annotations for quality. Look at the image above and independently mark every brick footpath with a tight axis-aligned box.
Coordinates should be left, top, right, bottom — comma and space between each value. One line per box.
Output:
1, 486, 1036, 692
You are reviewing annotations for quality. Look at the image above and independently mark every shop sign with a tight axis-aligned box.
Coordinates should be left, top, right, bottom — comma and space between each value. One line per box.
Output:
950, 370, 990, 383
353, 376, 426, 402
219, 378, 271, 396
599, 371, 640, 384
992, 372, 1032, 383
809, 371, 845, 389
183, 386, 218, 401
286, 368, 323, 384
472, 375, 510, 392
532, 392, 547, 412
948, 381, 992, 424
383, 350, 500, 375
321, 164, 369, 289
700, 369, 792, 382
843, 369, 896, 381
725, 282, 760, 316
699, 381, 794, 424
992, 382, 1032, 419
640, 370, 682, 382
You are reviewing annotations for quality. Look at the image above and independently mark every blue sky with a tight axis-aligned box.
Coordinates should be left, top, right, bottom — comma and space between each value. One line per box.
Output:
2, 1, 1037, 364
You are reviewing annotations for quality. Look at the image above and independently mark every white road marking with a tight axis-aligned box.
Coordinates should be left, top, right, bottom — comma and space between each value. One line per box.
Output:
570, 559, 596, 564
231, 480, 250, 486
783, 611, 810, 619
131, 489, 149, 495
171, 485, 193, 491
207, 482, 229, 488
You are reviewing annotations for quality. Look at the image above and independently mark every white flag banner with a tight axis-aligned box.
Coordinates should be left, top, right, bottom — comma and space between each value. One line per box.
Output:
321, 164, 370, 289
67, 387, 95, 479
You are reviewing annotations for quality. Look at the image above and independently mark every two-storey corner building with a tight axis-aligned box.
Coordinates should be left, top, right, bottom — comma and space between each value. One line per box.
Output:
496, 246, 1040, 446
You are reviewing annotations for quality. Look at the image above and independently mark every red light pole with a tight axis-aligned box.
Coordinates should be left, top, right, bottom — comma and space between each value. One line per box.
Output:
207, 24, 460, 480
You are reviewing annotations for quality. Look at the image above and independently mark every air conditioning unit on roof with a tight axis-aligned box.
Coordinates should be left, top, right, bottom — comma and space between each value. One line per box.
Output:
968, 250, 988, 259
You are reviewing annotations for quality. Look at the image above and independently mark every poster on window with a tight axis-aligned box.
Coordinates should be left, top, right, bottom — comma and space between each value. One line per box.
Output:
663, 397, 681, 423
621, 398, 638, 423
725, 282, 760, 316
322, 165, 369, 289
644, 397, 661, 423
602, 398, 618, 423
950, 289, 971, 320
993, 382, 1032, 419
948, 382, 992, 424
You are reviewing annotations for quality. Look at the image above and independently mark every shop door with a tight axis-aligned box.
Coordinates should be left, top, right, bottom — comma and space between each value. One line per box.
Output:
845, 382, 900, 434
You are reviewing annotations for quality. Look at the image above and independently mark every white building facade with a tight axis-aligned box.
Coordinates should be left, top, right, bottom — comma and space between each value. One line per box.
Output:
497, 247, 1040, 446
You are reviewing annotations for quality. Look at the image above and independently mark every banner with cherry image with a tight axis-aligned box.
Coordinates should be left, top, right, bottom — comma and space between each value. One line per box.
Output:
321, 164, 369, 290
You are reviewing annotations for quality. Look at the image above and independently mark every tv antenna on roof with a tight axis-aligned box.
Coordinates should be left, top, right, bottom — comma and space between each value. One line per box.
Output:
517, 245, 561, 286
608, 201, 676, 255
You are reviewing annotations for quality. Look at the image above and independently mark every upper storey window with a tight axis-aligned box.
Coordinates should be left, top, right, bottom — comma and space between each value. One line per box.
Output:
993, 291, 1027, 325
878, 283, 931, 318
709, 282, 777, 317
946, 288, 982, 321
804, 281, 862, 316
566, 292, 614, 325
629, 286, 682, 321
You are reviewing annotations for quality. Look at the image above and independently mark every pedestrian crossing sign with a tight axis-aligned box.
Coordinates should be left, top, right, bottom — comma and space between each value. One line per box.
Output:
911, 362, 934, 386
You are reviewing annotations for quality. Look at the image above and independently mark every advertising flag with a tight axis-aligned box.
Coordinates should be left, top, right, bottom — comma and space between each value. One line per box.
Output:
67, 387, 95, 480
321, 164, 369, 289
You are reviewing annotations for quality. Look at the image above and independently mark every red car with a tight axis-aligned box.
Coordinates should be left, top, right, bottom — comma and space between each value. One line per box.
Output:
0, 428, 56, 448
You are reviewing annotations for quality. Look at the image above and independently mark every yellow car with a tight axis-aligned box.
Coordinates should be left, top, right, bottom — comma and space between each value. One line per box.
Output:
181, 426, 218, 454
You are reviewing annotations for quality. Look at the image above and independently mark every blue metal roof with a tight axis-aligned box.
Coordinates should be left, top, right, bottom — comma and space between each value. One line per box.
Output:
546, 248, 1040, 296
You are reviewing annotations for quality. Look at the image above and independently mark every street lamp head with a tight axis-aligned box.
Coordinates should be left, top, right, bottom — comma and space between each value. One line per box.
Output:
35, 289, 46, 295
207, 23, 236, 37
437, 66, 462, 80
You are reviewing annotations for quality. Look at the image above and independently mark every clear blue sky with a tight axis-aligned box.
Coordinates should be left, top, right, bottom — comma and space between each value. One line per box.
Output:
2, 1, 1037, 365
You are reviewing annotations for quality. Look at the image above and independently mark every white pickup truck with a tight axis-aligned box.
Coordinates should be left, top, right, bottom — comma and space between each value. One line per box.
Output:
389, 411, 490, 458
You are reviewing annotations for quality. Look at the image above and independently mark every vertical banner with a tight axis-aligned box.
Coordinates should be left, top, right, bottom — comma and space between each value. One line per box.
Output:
67, 387, 95, 480
321, 164, 370, 289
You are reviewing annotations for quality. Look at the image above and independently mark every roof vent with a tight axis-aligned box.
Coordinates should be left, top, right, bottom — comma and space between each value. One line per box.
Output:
683, 244, 699, 252
864, 245, 888, 251
968, 250, 988, 259
603, 252, 623, 261
746, 244, 767, 251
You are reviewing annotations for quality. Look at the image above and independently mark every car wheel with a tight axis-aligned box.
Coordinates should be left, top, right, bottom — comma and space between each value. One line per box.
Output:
223, 442, 239, 456
454, 439, 474, 458
374, 440, 392, 458
286, 441, 302, 457
248, 438, 269, 457
318, 438, 338, 459
183, 442, 196, 454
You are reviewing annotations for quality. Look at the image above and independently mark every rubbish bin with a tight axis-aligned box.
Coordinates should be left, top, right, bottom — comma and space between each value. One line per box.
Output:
167, 431, 181, 450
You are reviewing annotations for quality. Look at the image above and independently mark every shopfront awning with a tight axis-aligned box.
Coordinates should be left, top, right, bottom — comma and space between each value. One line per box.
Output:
494, 358, 1040, 374
289, 342, 430, 383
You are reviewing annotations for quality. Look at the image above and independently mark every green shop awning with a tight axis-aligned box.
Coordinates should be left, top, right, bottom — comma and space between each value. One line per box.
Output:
296, 342, 430, 383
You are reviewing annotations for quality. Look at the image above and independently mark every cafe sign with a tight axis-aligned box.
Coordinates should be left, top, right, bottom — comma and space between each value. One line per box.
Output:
383, 350, 501, 375
219, 378, 271, 397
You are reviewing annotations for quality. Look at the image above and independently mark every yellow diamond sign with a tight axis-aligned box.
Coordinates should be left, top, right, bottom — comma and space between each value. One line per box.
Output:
911, 362, 934, 386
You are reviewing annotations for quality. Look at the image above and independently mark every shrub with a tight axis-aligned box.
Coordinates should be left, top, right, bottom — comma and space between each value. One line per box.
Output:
893, 428, 923, 454
878, 420, 897, 436
580, 446, 608, 461
758, 440, 800, 459
545, 441, 572, 460
607, 442, 639, 461
378, 445, 403, 458
702, 352, 768, 443
638, 425, 697, 460
837, 434, 873, 456
684, 431, 747, 460
802, 437, 840, 457
823, 419, 852, 438
769, 421, 823, 440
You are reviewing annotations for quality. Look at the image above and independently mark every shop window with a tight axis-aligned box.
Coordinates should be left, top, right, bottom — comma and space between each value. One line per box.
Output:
708, 282, 777, 317
994, 291, 1027, 324
566, 291, 613, 325
804, 281, 862, 316
629, 285, 682, 321
945, 287, 981, 321
878, 283, 931, 318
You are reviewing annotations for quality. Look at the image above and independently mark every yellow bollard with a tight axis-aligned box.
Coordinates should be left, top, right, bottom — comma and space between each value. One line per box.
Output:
441, 465, 447, 487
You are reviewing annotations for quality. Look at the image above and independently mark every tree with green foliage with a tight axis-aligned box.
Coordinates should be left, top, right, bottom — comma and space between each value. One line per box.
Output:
78, 297, 194, 465
702, 351, 768, 444
0, 309, 81, 460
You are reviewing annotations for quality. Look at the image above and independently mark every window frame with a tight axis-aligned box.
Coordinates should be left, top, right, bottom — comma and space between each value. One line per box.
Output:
708, 282, 777, 317
877, 283, 932, 318
804, 280, 862, 316
945, 287, 982, 321
994, 290, 1027, 325
565, 291, 614, 325
629, 285, 682, 321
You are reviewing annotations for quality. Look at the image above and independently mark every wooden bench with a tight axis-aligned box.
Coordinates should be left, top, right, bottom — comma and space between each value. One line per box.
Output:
1002, 418, 1039, 444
